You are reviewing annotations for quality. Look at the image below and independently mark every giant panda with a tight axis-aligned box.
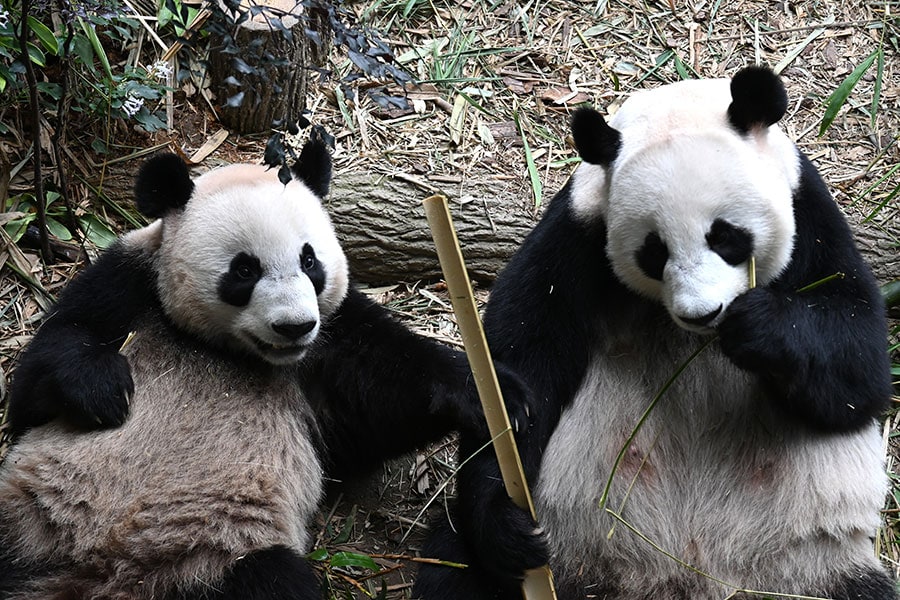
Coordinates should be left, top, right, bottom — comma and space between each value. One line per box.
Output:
414, 66, 897, 600
0, 136, 511, 599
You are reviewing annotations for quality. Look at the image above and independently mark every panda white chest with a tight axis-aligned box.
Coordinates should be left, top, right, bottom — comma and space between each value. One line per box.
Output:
2, 318, 326, 571
533, 325, 887, 595
118, 322, 325, 552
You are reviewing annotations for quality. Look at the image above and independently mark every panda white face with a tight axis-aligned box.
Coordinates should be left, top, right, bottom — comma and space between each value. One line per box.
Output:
155, 164, 348, 364
606, 132, 796, 332
569, 76, 799, 333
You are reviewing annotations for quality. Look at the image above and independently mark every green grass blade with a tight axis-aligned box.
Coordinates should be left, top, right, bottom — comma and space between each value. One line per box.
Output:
513, 109, 543, 209
862, 180, 899, 223
598, 337, 716, 510
818, 51, 877, 137
871, 46, 883, 130
796, 272, 845, 294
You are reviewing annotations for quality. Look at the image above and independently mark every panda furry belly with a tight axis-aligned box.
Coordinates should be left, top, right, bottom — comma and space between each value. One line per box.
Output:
535, 324, 887, 598
0, 316, 323, 599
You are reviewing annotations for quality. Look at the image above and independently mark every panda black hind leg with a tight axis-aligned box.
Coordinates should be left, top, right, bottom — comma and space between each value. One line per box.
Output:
826, 566, 898, 600
413, 512, 522, 600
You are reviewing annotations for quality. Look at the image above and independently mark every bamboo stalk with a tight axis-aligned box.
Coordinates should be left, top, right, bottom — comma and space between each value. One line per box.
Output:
423, 194, 557, 600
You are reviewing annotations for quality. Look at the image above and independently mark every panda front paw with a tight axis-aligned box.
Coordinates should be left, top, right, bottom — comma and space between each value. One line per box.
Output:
455, 363, 535, 441
10, 341, 133, 433
717, 287, 798, 376
466, 490, 549, 582
59, 349, 134, 429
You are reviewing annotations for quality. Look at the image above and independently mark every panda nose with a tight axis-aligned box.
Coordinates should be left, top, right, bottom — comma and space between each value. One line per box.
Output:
271, 320, 317, 341
678, 305, 722, 327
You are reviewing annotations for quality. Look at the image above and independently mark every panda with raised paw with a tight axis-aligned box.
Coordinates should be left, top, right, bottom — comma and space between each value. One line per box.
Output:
0, 136, 516, 599
414, 67, 897, 600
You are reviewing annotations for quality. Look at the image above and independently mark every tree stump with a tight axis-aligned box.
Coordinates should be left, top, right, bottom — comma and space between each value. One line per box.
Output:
207, 0, 328, 134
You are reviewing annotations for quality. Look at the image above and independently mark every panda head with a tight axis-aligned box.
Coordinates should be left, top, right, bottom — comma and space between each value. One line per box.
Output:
132, 138, 348, 364
570, 67, 800, 333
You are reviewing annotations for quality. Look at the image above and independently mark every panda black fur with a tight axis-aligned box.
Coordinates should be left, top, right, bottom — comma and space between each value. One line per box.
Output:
414, 67, 896, 600
0, 139, 501, 599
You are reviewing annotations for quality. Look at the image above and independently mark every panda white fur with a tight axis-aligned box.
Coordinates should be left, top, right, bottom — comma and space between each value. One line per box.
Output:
414, 67, 896, 600
1, 137, 500, 599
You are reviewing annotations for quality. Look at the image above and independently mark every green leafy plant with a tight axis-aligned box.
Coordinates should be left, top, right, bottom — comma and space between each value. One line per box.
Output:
3, 191, 117, 249
0, 0, 171, 262
0, 2, 169, 132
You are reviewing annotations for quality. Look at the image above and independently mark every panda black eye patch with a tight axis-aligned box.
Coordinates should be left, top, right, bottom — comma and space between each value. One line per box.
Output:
706, 219, 754, 266
219, 252, 262, 307
636, 232, 668, 281
301, 243, 326, 295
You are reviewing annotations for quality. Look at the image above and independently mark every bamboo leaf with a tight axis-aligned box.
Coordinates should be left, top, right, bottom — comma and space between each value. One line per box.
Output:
79, 214, 117, 249
45, 217, 72, 241
27, 16, 58, 55
883, 280, 900, 309
330, 551, 379, 571
449, 94, 467, 146
773, 18, 830, 74
78, 17, 112, 79
306, 547, 329, 562
25, 42, 47, 67
674, 54, 690, 80
818, 52, 877, 137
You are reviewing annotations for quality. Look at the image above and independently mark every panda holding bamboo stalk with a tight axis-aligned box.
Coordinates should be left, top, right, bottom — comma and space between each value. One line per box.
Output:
414, 66, 898, 600
0, 132, 531, 599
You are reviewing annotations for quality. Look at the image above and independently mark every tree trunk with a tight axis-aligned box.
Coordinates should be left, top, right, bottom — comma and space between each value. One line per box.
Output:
327, 172, 535, 285
852, 221, 900, 291
207, 1, 328, 134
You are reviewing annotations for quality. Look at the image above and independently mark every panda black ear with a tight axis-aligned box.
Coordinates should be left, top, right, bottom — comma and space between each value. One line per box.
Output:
134, 153, 194, 218
571, 107, 621, 167
727, 66, 788, 134
291, 134, 332, 198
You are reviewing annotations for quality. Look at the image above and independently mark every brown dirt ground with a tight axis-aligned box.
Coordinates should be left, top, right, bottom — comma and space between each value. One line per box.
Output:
1, 0, 898, 598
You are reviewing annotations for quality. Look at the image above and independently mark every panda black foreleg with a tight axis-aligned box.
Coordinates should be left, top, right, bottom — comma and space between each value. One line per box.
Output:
310, 288, 532, 480
717, 155, 893, 433
8, 239, 158, 435
717, 269, 892, 432
177, 545, 322, 600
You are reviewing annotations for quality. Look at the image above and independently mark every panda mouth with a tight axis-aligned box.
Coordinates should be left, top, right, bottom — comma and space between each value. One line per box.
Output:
247, 335, 309, 363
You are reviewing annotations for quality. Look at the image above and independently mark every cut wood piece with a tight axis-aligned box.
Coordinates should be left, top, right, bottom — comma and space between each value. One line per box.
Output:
206, 0, 329, 134
188, 129, 230, 164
